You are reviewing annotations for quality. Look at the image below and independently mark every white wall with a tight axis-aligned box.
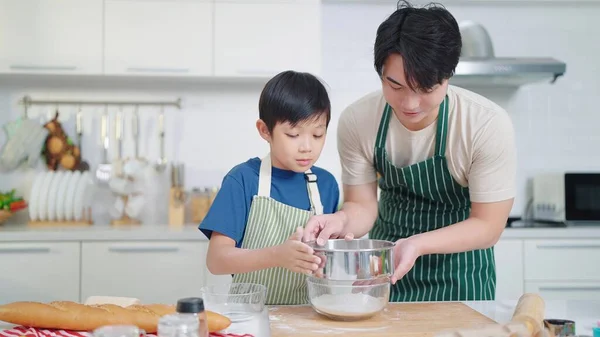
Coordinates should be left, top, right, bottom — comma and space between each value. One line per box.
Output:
1, 1, 599, 224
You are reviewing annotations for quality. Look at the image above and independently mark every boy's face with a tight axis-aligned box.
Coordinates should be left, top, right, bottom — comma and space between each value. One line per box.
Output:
257, 114, 328, 172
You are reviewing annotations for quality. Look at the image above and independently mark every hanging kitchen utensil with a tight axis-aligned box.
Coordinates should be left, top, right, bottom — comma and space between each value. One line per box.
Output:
154, 106, 167, 172
95, 107, 111, 184
114, 108, 124, 177
123, 105, 146, 179
75, 106, 90, 172
132, 105, 145, 163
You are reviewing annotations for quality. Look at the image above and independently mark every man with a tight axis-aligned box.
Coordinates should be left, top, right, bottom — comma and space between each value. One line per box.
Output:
303, 1, 516, 302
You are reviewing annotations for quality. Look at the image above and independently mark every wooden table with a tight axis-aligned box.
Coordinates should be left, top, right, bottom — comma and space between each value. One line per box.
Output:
268, 302, 498, 337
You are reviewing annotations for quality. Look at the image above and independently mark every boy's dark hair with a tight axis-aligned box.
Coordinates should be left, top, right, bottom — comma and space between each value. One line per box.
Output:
259, 70, 331, 133
374, 1, 462, 92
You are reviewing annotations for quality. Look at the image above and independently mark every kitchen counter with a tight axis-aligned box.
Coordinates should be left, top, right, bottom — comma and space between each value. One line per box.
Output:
0, 300, 598, 336
189, 300, 600, 336
500, 226, 600, 239
1, 223, 600, 241
0, 224, 208, 242
465, 300, 599, 336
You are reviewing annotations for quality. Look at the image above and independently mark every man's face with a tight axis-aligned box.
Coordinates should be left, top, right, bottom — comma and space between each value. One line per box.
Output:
381, 54, 449, 131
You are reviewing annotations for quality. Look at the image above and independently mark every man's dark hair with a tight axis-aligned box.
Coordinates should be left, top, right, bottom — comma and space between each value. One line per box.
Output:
259, 70, 331, 133
374, 1, 462, 92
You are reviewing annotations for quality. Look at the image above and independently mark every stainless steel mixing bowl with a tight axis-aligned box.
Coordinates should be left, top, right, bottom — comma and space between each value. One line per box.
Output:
306, 239, 395, 281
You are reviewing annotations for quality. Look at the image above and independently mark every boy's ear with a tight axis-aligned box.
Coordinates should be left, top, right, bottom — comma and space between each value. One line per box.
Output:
256, 119, 271, 142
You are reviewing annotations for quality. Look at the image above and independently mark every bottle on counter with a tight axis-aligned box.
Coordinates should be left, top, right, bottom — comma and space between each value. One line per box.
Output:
157, 297, 208, 337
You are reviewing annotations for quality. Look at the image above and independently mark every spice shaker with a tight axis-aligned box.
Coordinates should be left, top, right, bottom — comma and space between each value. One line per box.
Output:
179, 297, 209, 337
158, 297, 208, 337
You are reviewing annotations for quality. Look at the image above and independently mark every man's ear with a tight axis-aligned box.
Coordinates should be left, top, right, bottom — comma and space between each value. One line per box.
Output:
256, 119, 271, 142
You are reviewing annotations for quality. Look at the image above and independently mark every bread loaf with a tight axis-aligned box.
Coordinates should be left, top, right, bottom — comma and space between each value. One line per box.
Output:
0, 301, 231, 333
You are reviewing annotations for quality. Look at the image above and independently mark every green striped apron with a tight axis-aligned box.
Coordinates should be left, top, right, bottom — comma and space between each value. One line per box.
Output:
370, 96, 496, 302
232, 153, 324, 305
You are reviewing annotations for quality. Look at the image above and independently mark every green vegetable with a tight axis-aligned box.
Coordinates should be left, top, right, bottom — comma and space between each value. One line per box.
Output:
0, 189, 20, 208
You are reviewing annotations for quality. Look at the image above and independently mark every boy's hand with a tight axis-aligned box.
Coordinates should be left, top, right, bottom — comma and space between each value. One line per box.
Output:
275, 227, 321, 275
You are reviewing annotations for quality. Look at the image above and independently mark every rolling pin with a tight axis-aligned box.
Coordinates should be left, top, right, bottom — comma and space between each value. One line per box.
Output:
434, 293, 550, 337
511, 293, 546, 336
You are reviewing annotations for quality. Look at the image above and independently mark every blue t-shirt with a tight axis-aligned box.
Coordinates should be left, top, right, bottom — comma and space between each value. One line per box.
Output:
199, 157, 340, 248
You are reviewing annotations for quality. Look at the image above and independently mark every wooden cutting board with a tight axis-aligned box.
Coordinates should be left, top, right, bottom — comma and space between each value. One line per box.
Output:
268, 302, 497, 337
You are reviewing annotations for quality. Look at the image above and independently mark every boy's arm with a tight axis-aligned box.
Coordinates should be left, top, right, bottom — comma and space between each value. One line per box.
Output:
206, 233, 279, 275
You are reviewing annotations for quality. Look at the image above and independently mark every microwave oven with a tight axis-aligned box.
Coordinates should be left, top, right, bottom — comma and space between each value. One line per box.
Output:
532, 172, 600, 224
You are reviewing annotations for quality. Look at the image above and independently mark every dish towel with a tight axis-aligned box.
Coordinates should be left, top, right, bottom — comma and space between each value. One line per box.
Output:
0, 327, 253, 337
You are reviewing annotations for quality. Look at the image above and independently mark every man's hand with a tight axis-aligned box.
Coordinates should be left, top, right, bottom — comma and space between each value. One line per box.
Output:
302, 212, 354, 245
274, 227, 322, 274
390, 238, 421, 284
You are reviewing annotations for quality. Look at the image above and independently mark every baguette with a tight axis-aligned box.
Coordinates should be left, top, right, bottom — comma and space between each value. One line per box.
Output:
0, 301, 231, 333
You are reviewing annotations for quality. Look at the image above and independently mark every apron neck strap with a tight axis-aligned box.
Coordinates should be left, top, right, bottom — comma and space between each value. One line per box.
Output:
433, 95, 449, 157
258, 154, 324, 215
304, 170, 324, 215
258, 154, 272, 197
376, 95, 450, 157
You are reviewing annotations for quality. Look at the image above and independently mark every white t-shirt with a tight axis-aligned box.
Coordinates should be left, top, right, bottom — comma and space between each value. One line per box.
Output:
337, 85, 516, 203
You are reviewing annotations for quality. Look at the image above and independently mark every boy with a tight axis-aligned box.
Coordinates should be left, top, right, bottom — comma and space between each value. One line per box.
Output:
199, 70, 340, 305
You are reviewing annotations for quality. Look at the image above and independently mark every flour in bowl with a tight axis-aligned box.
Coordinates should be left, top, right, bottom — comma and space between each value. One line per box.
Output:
311, 293, 386, 318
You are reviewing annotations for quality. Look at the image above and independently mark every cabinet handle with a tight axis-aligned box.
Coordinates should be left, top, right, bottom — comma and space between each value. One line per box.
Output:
540, 286, 600, 291
108, 246, 180, 253
0, 247, 51, 254
126, 67, 190, 73
536, 244, 600, 249
10, 65, 77, 71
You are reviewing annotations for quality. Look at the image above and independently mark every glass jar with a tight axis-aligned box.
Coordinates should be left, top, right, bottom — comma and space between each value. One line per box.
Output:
190, 188, 211, 223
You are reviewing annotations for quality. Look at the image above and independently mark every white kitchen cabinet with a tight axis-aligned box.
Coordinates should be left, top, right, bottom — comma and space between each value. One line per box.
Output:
524, 239, 600, 281
213, 0, 321, 77
104, 0, 213, 76
493, 239, 524, 300
0, 0, 103, 74
81, 241, 208, 304
0, 242, 80, 304
525, 281, 600, 300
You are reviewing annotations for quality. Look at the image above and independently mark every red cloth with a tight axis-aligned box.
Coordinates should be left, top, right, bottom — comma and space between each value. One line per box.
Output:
0, 327, 253, 337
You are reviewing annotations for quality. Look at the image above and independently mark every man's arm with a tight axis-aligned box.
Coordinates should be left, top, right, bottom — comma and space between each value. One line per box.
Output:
338, 182, 379, 239
335, 103, 382, 238
206, 233, 278, 275
408, 199, 513, 256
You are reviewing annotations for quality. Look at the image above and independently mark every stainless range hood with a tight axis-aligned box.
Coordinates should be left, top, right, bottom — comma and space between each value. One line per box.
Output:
450, 22, 566, 87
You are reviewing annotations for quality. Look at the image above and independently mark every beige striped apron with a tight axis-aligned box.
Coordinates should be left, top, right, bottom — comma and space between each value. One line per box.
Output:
231, 153, 324, 305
